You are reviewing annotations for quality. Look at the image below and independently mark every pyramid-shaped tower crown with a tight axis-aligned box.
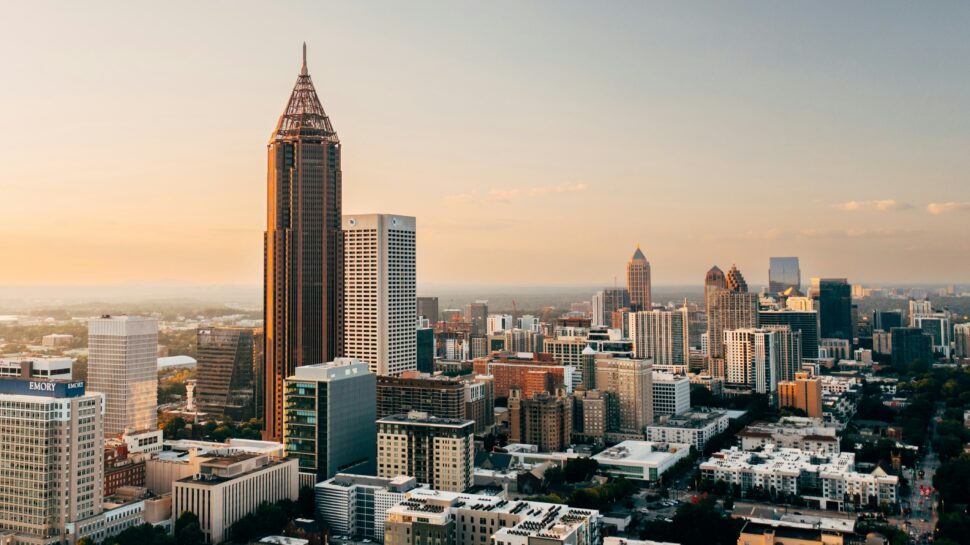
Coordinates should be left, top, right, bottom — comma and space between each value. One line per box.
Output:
273, 43, 337, 142
631, 246, 647, 261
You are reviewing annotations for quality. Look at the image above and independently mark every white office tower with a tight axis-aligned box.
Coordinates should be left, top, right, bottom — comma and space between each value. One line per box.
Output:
652, 372, 691, 417
487, 314, 513, 335
0, 379, 104, 545
343, 214, 417, 376
908, 299, 933, 325
629, 307, 689, 366
88, 315, 158, 436
723, 328, 779, 395
518, 314, 539, 332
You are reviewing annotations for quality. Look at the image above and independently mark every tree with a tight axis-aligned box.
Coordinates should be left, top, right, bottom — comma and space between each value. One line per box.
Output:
175, 511, 205, 545
297, 485, 316, 519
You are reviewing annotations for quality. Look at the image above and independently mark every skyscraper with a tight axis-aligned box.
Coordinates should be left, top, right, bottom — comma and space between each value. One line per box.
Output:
768, 257, 801, 294
723, 328, 780, 395
417, 296, 439, 323
196, 327, 263, 421
706, 265, 758, 365
284, 359, 376, 484
594, 356, 654, 436
591, 287, 630, 327
725, 264, 749, 293
758, 309, 819, 360
627, 246, 652, 311
872, 310, 903, 332
812, 278, 853, 341
704, 266, 727, 310
343, 214, 417, 376
88, 315, 158, 436
265, 46, 343, 441
465, 301, 489, 336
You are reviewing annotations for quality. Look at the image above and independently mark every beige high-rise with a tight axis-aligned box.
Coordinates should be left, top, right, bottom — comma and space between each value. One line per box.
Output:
594, 356, 653, 436
88, 315, 158, 437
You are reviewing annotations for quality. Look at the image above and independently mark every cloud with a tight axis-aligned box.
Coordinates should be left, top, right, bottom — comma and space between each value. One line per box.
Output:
444, 182, 587, 205
927, 202, 970, 215
834, 199, 913, 212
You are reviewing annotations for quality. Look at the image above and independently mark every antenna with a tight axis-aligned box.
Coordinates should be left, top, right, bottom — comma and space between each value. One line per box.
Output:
300, 42, 308, 75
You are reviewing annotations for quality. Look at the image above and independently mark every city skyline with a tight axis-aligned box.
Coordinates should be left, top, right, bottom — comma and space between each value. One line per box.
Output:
2, 2, 970, 287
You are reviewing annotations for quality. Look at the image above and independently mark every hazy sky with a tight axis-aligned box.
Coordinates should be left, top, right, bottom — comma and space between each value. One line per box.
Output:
2, 2, 968, 287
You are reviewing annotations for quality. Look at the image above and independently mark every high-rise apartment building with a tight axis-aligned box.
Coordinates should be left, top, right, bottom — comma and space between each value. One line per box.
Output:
487, 314, 514, 335
195, 327, 263, 421
376, 411, 474, 492
812, 278, 853, 341
508, 386, 573, 452
777, 372, 823, 417
762, 325, 802, 383
591, 287, 630, 327
594, 356, 654, 436
417, 296, 439, 323
628, 307, 689, 365
768, 257, 801, 294
283, 359, 376, 484
706, 284, 759, 363
758, 309, 818, 360
342, 214, 417, 376
954, 323, 970, 359
724, 328, 781, 395
376, 373, 494, 434
0, 378, 104, 545
627, 246, 652, 311
264, 47, 344, 441
88, 315, 158, 436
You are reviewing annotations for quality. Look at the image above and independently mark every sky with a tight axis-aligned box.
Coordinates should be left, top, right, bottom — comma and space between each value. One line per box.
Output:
1, 1, 969, 288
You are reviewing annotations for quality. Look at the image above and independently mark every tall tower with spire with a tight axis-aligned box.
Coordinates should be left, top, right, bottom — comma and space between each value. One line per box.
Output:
626, 245, 651, 311
264, 44, 343, 441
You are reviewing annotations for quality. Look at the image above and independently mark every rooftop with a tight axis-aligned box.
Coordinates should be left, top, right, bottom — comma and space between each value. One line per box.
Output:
593, 441, 690, 464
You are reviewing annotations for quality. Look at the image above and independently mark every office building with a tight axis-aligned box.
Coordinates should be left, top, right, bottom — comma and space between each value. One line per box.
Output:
417, 297, 439, 323
737, 520, 849, 545
872, 330, 892, 355
594, 356, 653, 436
956, 323, 970, 358
487, 314, 513, 335
315, 474, 424, 542
872, 310, 903, 332
196, 327, 263, 421
508, 386, 573, 452
465, 301, 488, 336
812, 278, 853, 341
762, 325, 802, 383
908, 299, 933, 325
706, 288, 758, 362
777, 373, 823, 418
0, 378, 104, 545
890, 327, 934, 368
283, 359, 376, 484
725, 264, 749, 293
264, 47, 344, 441
645, 409, 730, 449
759, 309, 819, 360
383, 489, 600, 545
41, 334, 74, 348
342, 214, 417, 376
768, 257, 801, 294
543, 334, 590, 370
472, 352, 573, 399
723, 328, 781, 395
0, 356, 72, 380
700, 446, 898, 511
704, 266, 727, 310
914, 312, 952, 357
592, 441, 691, 482
416, 327, 434, 373
376, 373, 493, 434
88, 315, 158, 436
627, 246, 652, 311
651, 372, 690, 417
629, 307, 689, 366
172, 454, 299, 543
591, 287, 630, 327
376, 411, 474, 492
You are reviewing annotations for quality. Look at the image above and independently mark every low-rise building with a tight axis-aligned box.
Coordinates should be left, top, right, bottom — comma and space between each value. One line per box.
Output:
384, 489, 600, 545
700, 445, 897, 511
172, 453, 299, 543
645, 410, 729, 450
737, 418, 839, 454
591, 441, 691, 482
315, 474, 425, 542
652, 372, 690, 417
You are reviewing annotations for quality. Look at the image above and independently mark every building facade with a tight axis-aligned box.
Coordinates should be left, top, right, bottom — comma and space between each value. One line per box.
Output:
343, 214, 417, 376
651, 372, 690, 417
196, 327, 263, 421
88, 315, 158, 436
376, 412, 474, 493
628, 308, 689, 366
768, 257, 801, 295
283, 359, 377, 484
508, 386, 573, 452
594, 356, 653, 436
376, 373, 494, 434
777, 373, 823, 418
264, 47, 343, 441
626, 247, 652, 311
